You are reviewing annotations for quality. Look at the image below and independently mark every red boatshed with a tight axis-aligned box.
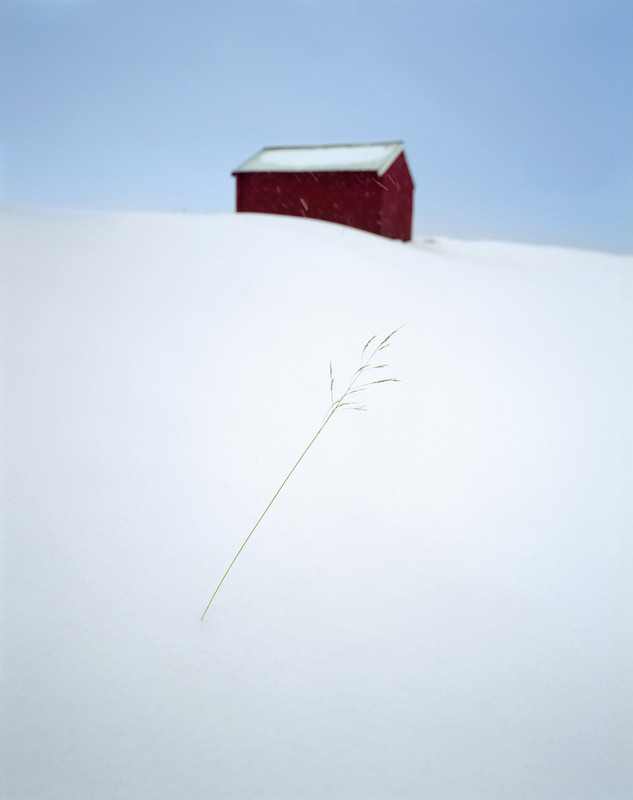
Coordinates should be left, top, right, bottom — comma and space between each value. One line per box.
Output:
232, 141, 414, 241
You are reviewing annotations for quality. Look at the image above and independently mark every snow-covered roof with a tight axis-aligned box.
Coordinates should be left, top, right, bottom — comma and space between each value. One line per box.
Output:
233, 141, 405, 177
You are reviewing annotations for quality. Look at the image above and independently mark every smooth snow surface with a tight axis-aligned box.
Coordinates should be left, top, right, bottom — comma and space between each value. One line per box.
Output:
233, 141, 403, 175
2, 209, 632, 799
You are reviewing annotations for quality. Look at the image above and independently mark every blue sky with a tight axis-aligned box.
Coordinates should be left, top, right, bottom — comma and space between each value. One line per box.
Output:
1, 0, 632, 252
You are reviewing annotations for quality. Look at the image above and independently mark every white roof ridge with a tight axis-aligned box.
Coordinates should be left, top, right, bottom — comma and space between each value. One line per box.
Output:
256, 140, 404, 150
233, 141, 405, 176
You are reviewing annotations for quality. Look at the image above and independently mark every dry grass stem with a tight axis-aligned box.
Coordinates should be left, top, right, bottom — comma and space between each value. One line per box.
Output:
200, 327, 402, 620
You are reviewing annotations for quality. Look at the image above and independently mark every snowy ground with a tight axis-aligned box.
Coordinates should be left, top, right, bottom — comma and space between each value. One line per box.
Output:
2, 208, 632, 799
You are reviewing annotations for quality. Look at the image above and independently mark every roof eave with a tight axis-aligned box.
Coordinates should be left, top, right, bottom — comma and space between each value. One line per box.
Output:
376, 144, 404, 177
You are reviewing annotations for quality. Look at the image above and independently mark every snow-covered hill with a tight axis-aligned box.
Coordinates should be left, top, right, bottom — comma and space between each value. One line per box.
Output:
2, 209, 632, 799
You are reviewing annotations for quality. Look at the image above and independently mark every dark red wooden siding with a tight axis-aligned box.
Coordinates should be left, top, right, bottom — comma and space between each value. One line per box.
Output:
234, 153, 414, 241
378, 152, 414, 242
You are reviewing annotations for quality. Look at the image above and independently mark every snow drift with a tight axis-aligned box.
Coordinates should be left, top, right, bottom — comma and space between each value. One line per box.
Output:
2, 209, 632, 799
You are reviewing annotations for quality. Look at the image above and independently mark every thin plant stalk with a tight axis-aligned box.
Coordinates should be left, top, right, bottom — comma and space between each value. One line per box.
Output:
201, 328, 401, 620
